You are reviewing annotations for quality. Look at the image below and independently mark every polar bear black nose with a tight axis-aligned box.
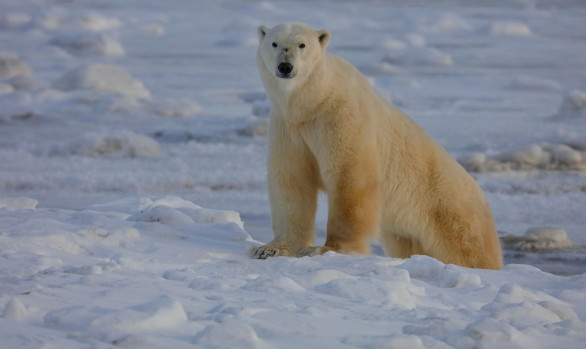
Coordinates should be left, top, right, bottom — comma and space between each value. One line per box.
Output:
277, 63, 293, 75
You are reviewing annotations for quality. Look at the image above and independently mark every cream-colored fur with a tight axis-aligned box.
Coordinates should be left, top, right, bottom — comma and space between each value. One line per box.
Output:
251, 22, 502, 269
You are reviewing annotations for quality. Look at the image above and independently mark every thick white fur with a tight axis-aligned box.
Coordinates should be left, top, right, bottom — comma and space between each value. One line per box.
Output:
251, 22, 502, 269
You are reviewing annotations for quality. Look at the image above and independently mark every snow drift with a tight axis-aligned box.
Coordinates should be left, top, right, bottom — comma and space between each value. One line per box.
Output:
53, 64, 151, 99
50, 131, 162, 158
50, 32, 125, 56
1, 198, 585, 348
501, 227, 578, 252
459, 142, 586, 172
0, 52, 31, 79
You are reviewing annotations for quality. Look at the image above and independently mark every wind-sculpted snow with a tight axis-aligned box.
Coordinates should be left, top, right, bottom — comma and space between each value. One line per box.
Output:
1, 198, 585, 348
53, 64, 150, 99
460, 143, 586, 172
50, 131, 162, 158
1, 0, 586, 346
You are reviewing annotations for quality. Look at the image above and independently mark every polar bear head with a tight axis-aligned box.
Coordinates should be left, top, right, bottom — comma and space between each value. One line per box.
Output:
257, 22, 330, 85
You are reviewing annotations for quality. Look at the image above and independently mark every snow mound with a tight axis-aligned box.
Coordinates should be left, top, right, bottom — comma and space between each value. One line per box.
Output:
52, 131, 161, 158
239, 91, 266, 104
2, 298, 30, 321
31, 9, 66, 30
379, 39, 407, 51
154, 99, 203, 117
0, 52, 32, 79
143, 24, 165, 36
236, 121, 268, 137
251, 100, 271, 118
1, 202, 586, 348
0, 197, 38, 210
403, 33, 427, 47
459, 142, 586, 172
53, 64, 151, 99
5, 75, 45, 90
0, 90, 36, 122
502, 227, 578, 252
0, 12, 31, 30
49, 32, 125, 56
490, 21, 532, 36
76, 13, 121, 31
382, 47, 453, 67
553, 90, 586, 119
398, 255, 482, 288
129, 196, 245, 231
417, 13, 472, 33
87, 296, 189, 334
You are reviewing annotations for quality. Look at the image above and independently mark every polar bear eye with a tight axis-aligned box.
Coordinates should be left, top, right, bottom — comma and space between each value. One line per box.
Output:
272, 42, 277, 48
299, 43, 305, 49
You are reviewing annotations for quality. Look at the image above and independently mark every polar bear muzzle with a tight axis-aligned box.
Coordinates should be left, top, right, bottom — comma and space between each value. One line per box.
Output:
276, 62, 294, 79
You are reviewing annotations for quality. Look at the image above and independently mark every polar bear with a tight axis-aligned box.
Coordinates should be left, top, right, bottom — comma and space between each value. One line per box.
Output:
251, 22, 502, 269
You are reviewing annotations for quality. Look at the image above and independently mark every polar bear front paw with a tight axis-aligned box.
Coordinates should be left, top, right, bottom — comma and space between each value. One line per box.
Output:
250, 246, 280, 259
299, 246, 333, 257
250, 245, 294, 259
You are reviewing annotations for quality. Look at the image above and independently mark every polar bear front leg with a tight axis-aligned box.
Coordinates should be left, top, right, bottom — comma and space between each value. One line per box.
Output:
251, 119, 319, 259
305, 153, 382, 256
251, 171, 318, 259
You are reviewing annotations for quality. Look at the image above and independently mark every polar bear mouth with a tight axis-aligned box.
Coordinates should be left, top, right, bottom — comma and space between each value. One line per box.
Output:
276, 72, 296, 79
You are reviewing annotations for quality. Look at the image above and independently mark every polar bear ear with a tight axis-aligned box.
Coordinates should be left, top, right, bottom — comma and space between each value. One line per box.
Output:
258, 25, 269, 43
317, 29, 331, 48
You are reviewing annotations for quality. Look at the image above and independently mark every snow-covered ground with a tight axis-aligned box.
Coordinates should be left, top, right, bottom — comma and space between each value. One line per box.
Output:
1, 0, 585, 347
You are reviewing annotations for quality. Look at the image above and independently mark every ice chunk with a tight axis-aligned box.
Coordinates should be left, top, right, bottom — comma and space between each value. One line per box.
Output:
143, 24, 166, 36
131, 205, 195, 226
417, 13, 472, 33
403, 33, 426, 47
459, 142, 586, 172
53, 64, 150, 99
50, 32, 125, 56
251, 100, 270, 118
490, 21, 532, 36
502, 227, 577, 252
90, 297, 189, 333
32, 9, 66, 30
466, 318, 516, 342
52, 131, 161, 158
0, 197, 38, 210
0, 12, 31, 30
397, 254, 445, 280
128, 196, 245, 234
516, 227, 577, 251
437, 268, 482, 288
379, 39, 407, 51
555, 90, 586, 119
236, 121, 268, 137
154, 99, 202, 117
382, 47, 453, 67
195, 319, 259, 348
0, 52, 32, 79
501, 144, 547, 166
307, 269, 356, 287
2, 298, 29, 321
458, 152, 488, 172
6, 75, 45, 90
76, 14, 121, 31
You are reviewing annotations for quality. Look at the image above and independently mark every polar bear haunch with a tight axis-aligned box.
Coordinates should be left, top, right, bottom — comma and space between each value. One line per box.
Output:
251, 22, 502, 270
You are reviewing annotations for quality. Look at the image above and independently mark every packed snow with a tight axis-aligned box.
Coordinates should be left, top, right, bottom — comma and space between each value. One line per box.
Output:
1, 0, 585, 347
